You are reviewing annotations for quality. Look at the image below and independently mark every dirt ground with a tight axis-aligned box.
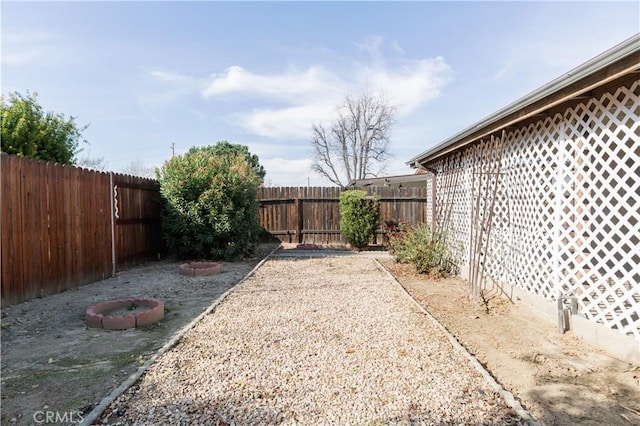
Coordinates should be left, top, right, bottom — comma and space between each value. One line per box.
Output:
379, 259, 640, 426
0, 244, 278, 425
2, 245, 639, 425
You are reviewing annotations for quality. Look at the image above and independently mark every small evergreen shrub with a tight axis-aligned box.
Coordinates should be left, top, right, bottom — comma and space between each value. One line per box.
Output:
156, 143, 262, 260
339, 190, 380, 249
388, 222, 451, 276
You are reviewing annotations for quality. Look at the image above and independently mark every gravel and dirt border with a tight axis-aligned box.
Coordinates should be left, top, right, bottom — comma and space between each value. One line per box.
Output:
80, 244, 281, 426
0, 243, 280, 425
4, 244, 636, 424
94, 250, 534, 424
372, 258, 536, 424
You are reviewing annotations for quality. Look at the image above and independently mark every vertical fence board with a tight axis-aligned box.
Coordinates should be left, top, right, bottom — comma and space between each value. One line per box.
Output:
50, 162, 64, 294
1, 155, 163, 306
35, 161, 48, 296
112, 174, 164, 270
70, 166, 80, 287
3, 156, 24, 302
21, 156, 37, 299
1, 155, 13, 301
257, 186, 428, 245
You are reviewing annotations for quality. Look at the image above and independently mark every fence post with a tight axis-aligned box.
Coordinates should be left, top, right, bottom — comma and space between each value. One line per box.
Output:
296, 198, 303, 244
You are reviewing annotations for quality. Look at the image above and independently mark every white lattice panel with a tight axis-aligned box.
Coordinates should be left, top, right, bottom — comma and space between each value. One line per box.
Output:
433, 152, 473, 267
561, 82, 640, 339
432, 79, 640, 340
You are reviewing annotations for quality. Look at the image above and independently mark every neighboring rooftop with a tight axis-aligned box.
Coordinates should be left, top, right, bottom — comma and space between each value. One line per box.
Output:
348, 173, 429, 188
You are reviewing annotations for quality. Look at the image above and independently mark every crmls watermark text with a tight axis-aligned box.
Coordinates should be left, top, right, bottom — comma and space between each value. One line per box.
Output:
33, 410, 84, 424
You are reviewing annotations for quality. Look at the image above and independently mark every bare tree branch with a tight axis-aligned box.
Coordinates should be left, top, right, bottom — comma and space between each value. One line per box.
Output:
121, 160, 156, 178
77, 155, 107, 171
310, 92, 395, 187
311, 123, 344, 187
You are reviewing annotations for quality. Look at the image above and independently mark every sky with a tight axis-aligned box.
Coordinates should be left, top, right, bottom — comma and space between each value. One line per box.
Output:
2, 1, 639, 186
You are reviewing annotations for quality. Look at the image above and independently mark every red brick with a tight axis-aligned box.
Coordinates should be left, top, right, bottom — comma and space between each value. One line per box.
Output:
85, 311, 103, 328
135, 300, 164, 327
102, 314, 136, 330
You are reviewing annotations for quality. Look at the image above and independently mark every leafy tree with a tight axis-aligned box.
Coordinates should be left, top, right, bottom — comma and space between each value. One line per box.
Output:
189, 141, 266, 182
1, 91, 87, 164
311, 92, 395, 187
156, 143, 263, 260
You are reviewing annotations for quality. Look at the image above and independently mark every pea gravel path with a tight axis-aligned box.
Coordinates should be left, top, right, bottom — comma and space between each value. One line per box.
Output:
101, 256, 524, 425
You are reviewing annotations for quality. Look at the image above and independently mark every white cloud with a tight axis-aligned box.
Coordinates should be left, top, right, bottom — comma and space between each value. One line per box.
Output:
245, 140, 309, 160
209, 55, 451, 139
150, 70, 195, 85
202, 65, 346, 102
262, 158, 327, 187
237, 101, 336, 139
144, 38, 452, 141
384, 157, 419, 177
354, 35, 385, 62
363, 57, 452, 114
137, 68, 202, 116
1, 30, 58, 66
390, 40, 405, 55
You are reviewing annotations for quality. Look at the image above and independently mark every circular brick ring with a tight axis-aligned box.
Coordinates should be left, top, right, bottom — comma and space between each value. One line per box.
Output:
178, 261, 222, 277
86, 298, 164, 330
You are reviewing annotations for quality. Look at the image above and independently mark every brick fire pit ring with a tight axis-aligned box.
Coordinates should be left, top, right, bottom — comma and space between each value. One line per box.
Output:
86, 298, 164, 330
178, 261, 222, 277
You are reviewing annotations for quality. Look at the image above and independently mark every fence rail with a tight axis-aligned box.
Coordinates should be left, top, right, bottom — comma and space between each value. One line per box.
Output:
257, 186, 428, 245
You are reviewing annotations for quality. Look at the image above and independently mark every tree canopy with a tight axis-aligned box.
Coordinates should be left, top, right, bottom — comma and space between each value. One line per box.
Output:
1, 91, 88, 164
311, 92, 395, 187
187, 141, 266, 182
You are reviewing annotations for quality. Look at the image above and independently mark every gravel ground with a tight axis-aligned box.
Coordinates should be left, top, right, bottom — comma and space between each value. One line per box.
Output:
101, 256, 524, 425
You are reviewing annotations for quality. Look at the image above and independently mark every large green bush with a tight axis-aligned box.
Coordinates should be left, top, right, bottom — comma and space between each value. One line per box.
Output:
339, 190, 380, 249
388, 222, 451, 276
191, 141, 266, 181
156, 143, 262, 260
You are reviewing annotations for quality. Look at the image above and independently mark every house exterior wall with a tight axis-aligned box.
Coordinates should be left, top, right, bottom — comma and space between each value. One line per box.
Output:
427, 79, 639, 346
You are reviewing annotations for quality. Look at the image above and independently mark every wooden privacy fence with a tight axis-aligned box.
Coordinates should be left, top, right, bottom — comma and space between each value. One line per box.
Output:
258, 186, 428, 244
113, 174, 163, 270
2, 154, 429, 305
1, 154, 164, 306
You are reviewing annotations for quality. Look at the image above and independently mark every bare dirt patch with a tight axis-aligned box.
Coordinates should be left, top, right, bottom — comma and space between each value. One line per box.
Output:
380, 259, 640, 426
0, 244, 278, 425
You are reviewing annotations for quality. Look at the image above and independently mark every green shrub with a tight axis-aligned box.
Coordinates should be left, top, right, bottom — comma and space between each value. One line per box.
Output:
192, 141, 266, 181
388, 222, 451, 276
383, 219, 408, 252
156, 143, 262, 260
339, 190, 380, 249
